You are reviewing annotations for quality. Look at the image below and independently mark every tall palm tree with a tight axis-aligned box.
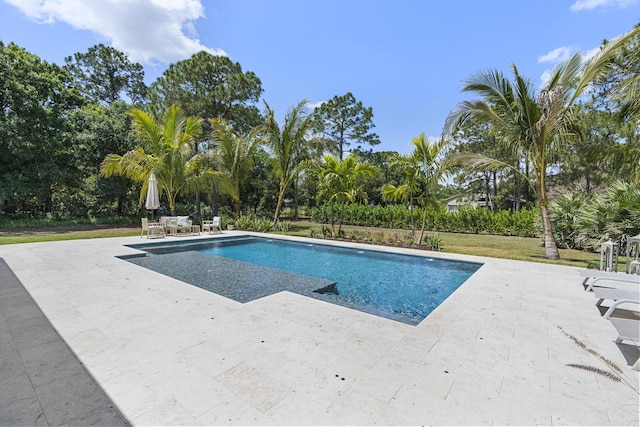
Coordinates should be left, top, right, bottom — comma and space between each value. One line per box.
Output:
444, 25, 639, 260
263, 100, 317, 225
100, 105, 202, 216
314, 155, 375, 235
210, 118, 263, 215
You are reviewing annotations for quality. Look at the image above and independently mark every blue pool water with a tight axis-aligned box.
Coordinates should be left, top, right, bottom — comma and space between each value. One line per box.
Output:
125, 236, 482, 325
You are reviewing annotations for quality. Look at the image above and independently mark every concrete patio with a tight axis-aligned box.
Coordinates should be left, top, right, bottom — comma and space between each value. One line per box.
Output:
0, 232, 638, 425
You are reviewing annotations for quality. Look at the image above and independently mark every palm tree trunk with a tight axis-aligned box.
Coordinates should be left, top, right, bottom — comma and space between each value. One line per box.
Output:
540, 204, 560, 260
409, 201, 415, 238
234, 183, 241, 216
293, 180, 299, 220
169, 197, 177, 216
514, 169, 521, 211
273, 179, 286, 225
418, 207, 427, 245
211, 187, 218, 216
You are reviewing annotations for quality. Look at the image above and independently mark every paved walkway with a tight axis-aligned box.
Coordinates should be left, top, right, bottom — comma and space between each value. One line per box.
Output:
0, 232, 638, 425
0, 259, 129, 426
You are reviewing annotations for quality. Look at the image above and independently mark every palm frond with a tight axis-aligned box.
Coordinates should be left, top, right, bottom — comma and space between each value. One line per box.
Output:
573, 25, 640, 101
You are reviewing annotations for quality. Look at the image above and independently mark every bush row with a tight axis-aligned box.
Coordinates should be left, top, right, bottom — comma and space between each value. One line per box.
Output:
309, 204, 540, 237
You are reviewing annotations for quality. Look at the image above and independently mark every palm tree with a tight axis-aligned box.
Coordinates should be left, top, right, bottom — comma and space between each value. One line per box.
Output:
383, 134, 449, 244
314, 155, 375, 235
444, 25, 639, 260
100, 105, 203, 216
263, 100, 317, 225
381, 154, 419, 237
411, 134, 450, 244
210, 118, 263, 215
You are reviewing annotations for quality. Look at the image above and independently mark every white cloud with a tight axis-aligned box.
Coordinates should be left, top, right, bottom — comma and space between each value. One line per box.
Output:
4, 0, 225, 64
570, 0, 638, 11
308, 100, 326, 110
538, 46, 574, 64
539, 69, 554, 87
582, 46, 602, 61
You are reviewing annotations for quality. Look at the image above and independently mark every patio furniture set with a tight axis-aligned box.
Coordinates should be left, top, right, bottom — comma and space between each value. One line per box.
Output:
141, 216, 221, 238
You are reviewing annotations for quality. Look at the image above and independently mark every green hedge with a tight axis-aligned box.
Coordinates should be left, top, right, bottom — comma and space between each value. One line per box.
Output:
310, 204, 539, 237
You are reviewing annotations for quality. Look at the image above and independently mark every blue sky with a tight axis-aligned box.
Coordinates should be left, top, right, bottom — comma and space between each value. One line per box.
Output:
1, 0, 638, 154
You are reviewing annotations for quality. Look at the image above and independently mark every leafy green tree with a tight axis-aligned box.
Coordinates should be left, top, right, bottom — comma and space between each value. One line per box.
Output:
264, 100, 318, 225
585, 28, 640, 185
313, 155, 375, 235
0, 41, 83, 215
101, 105, 206, 216
444, 24, 639, 260
312, 92, 380, 159
67, 101, 138, 215
557, 104, 619, 192
148, 52, 263, 216
210, 119, 263, 215
242, 147, 276, 214
64, 44, 149, 216
148, 52, 263, 134
355, 150, 405, 205
65, 44, 147, 106
595, 23, 640, 123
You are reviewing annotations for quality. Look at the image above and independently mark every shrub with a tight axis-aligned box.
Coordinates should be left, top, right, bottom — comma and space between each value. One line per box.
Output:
310, 204, 538, 237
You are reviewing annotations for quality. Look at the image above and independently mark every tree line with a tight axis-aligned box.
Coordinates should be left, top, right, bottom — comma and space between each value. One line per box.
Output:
1, 23, 638, 259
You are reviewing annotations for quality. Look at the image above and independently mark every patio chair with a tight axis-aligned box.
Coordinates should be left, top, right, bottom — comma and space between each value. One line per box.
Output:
167, 217, 193, 236
202, 216, 221, 234
141, 218, 164, 239
578, 268, 640, 291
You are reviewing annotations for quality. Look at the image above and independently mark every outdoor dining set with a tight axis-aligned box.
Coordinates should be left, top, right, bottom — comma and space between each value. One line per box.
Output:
141, 216, 221, 238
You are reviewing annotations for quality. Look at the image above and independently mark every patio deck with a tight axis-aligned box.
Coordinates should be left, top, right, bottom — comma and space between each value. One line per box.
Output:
0, 232, 638, 425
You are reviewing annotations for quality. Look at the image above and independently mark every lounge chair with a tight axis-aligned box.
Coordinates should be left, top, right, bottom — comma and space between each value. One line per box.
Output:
141, 218, 164, 239
593, 286, 640, 307
202, 216, 221, 234
578, 268, 640, 291
599, 295, 640, 319
606, 317, 640, 371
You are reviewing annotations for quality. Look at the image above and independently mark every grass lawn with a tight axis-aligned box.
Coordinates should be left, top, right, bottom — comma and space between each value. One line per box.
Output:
283, 221, 605, 269
0, 220, 608, 269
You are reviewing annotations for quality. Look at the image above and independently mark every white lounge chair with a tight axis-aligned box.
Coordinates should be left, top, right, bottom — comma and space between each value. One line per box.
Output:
578, 268, 640, 291
606, 317, 640, 371
600, 297, 640, 319
593, 287, 640, 316
141, 218, 164, 239
202, 216, 221, 234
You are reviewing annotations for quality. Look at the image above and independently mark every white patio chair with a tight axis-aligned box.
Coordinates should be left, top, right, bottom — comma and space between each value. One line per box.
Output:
141, 218, 164, 239
202, 216, 222, 234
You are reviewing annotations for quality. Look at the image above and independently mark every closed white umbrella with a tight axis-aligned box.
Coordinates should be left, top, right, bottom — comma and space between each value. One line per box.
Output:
145, 173, 160, 218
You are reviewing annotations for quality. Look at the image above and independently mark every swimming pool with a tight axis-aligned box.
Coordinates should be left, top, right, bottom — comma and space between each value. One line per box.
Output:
124, 236, 482, 325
